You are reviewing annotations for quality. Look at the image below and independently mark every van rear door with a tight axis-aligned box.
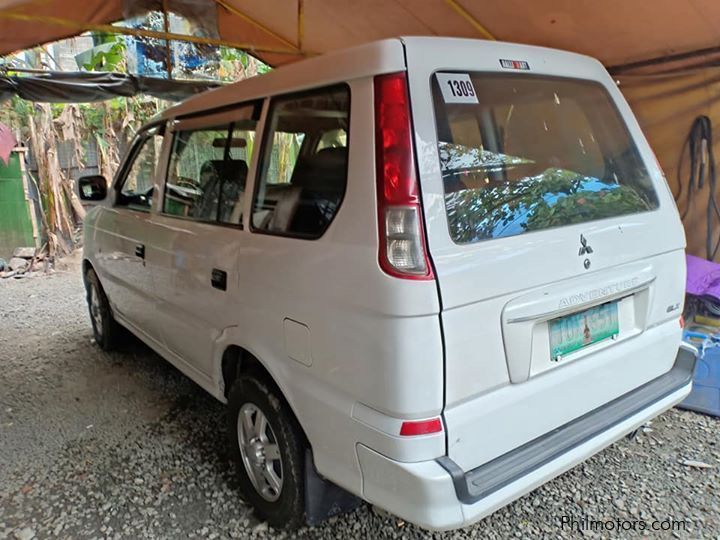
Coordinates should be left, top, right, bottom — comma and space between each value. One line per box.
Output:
403, 38, 686, 472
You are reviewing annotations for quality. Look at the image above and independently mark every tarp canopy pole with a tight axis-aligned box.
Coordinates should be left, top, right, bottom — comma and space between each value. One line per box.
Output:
214, 0, 299, 52
162, 0, 172, 80
443, 0, 495, 41
609, 45, 720, 75
0, 10, 301, 57
297, 0, 304, 52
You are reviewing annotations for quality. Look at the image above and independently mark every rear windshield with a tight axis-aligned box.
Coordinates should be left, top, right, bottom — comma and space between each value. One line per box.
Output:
431, 73, 659, 244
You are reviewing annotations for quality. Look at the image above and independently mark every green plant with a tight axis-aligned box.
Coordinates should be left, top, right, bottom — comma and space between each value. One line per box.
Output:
77, 36, 127, 72
218, 46, 270, 81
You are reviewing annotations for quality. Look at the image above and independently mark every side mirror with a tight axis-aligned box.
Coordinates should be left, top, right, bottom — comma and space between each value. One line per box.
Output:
78, 175, 108, 201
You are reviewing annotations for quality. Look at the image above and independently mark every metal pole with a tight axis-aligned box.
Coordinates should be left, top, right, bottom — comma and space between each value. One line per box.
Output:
163, 0, 173, 80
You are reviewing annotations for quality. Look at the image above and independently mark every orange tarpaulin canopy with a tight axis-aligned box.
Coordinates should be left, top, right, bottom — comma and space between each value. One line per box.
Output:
3, 0, 720, 259
2, 0, 720, 70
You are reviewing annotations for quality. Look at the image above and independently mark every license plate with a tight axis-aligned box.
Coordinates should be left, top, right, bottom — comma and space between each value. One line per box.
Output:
549, 301, 619, 360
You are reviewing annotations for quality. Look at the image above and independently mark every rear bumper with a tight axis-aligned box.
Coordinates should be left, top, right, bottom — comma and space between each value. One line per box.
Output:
357, 346, 696, 531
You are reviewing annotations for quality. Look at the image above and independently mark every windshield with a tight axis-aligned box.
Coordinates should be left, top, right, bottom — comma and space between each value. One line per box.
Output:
431, 73, 659, 244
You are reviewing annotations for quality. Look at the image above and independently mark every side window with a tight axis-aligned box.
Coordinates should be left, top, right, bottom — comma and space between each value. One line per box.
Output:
116, 129, 163, 210
163, 103, 259, 225
252, 85, 350, 238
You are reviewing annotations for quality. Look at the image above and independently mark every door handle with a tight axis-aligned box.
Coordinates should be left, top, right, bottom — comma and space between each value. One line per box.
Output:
211, 268, 227, 291
135, 244, 145, 259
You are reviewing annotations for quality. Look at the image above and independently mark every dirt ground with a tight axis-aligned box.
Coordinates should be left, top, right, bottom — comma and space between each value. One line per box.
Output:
0, 251, 718, 539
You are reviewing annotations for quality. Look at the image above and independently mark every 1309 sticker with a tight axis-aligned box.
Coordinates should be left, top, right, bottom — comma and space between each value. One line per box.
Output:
436, 73, 478, 104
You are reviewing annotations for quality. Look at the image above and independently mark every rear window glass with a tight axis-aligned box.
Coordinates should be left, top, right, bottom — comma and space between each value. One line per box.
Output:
431, 73, 659, 244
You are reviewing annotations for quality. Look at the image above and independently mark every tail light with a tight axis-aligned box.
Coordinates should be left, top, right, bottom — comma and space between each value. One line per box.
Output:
374, 72, 434, 280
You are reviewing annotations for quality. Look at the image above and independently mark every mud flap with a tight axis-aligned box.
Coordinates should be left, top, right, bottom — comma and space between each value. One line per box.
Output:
304, 449, 361, 525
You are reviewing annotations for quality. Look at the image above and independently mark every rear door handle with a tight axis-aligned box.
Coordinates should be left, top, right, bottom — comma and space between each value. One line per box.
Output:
135, 244, 145, 259
211, 268, 227, 291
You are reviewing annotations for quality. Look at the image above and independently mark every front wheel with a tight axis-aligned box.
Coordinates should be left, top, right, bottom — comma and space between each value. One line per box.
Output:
228, 374, 305, 529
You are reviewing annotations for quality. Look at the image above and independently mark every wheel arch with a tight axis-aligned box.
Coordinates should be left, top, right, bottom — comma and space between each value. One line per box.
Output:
219, 342, 310, 447
82, 258, 93, 285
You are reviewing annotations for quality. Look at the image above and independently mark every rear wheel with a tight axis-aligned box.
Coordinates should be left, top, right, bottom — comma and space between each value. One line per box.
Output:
85, 268, 121, 351
228, 373, 305, 529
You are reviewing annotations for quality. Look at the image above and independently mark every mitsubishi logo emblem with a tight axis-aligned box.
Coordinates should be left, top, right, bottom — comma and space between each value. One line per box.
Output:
578, 234, 594, 256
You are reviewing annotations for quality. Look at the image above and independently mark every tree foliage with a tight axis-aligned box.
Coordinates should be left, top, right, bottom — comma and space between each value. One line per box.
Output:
0, 33, 270, 258
79, 37, 127, 72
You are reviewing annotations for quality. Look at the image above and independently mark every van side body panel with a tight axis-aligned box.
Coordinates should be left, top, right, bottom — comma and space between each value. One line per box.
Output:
215, 75, 444, 495
149, 43, 446, 498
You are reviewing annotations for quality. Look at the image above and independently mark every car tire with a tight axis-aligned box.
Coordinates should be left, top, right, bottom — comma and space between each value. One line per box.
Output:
228, 373, 305, 530
85, 267, 121, 351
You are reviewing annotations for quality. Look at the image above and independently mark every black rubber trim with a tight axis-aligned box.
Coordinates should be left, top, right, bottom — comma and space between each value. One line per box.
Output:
438, 347, 696, 504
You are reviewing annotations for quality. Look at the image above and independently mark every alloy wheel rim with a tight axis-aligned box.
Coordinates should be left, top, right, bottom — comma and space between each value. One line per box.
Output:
237, 403, 283, 502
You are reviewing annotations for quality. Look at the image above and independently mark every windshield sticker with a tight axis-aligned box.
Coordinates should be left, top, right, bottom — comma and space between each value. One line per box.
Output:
436, 73, 479, 104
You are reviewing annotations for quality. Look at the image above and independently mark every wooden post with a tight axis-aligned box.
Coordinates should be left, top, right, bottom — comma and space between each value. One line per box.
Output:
297, 0, 304, 52
15, 146, 40, 249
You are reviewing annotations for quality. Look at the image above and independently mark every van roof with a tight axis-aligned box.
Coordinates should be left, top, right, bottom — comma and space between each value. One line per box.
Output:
162, 38, 405, 121
162, 37, 600, 121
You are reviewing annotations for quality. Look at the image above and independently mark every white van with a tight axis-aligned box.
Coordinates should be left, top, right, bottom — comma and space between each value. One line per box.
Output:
79, 37, 696, 531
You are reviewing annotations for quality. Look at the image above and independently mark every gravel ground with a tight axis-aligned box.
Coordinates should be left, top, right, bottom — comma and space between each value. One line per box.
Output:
0, 251, 718, 539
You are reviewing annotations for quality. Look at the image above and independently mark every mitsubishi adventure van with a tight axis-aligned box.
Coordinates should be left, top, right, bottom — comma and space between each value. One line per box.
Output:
80, 37, 696, 531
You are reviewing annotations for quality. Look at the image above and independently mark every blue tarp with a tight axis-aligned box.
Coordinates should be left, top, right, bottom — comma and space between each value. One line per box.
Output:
678, 332, 720, 417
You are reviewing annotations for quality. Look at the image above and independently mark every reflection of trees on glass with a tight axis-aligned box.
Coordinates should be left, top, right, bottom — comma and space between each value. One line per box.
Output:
439, 142, 533, 172
432, 73, 661, 245
445, 167, 653, 244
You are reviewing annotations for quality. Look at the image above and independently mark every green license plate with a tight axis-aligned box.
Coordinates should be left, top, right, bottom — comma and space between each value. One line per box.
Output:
549, 301, 619, 360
